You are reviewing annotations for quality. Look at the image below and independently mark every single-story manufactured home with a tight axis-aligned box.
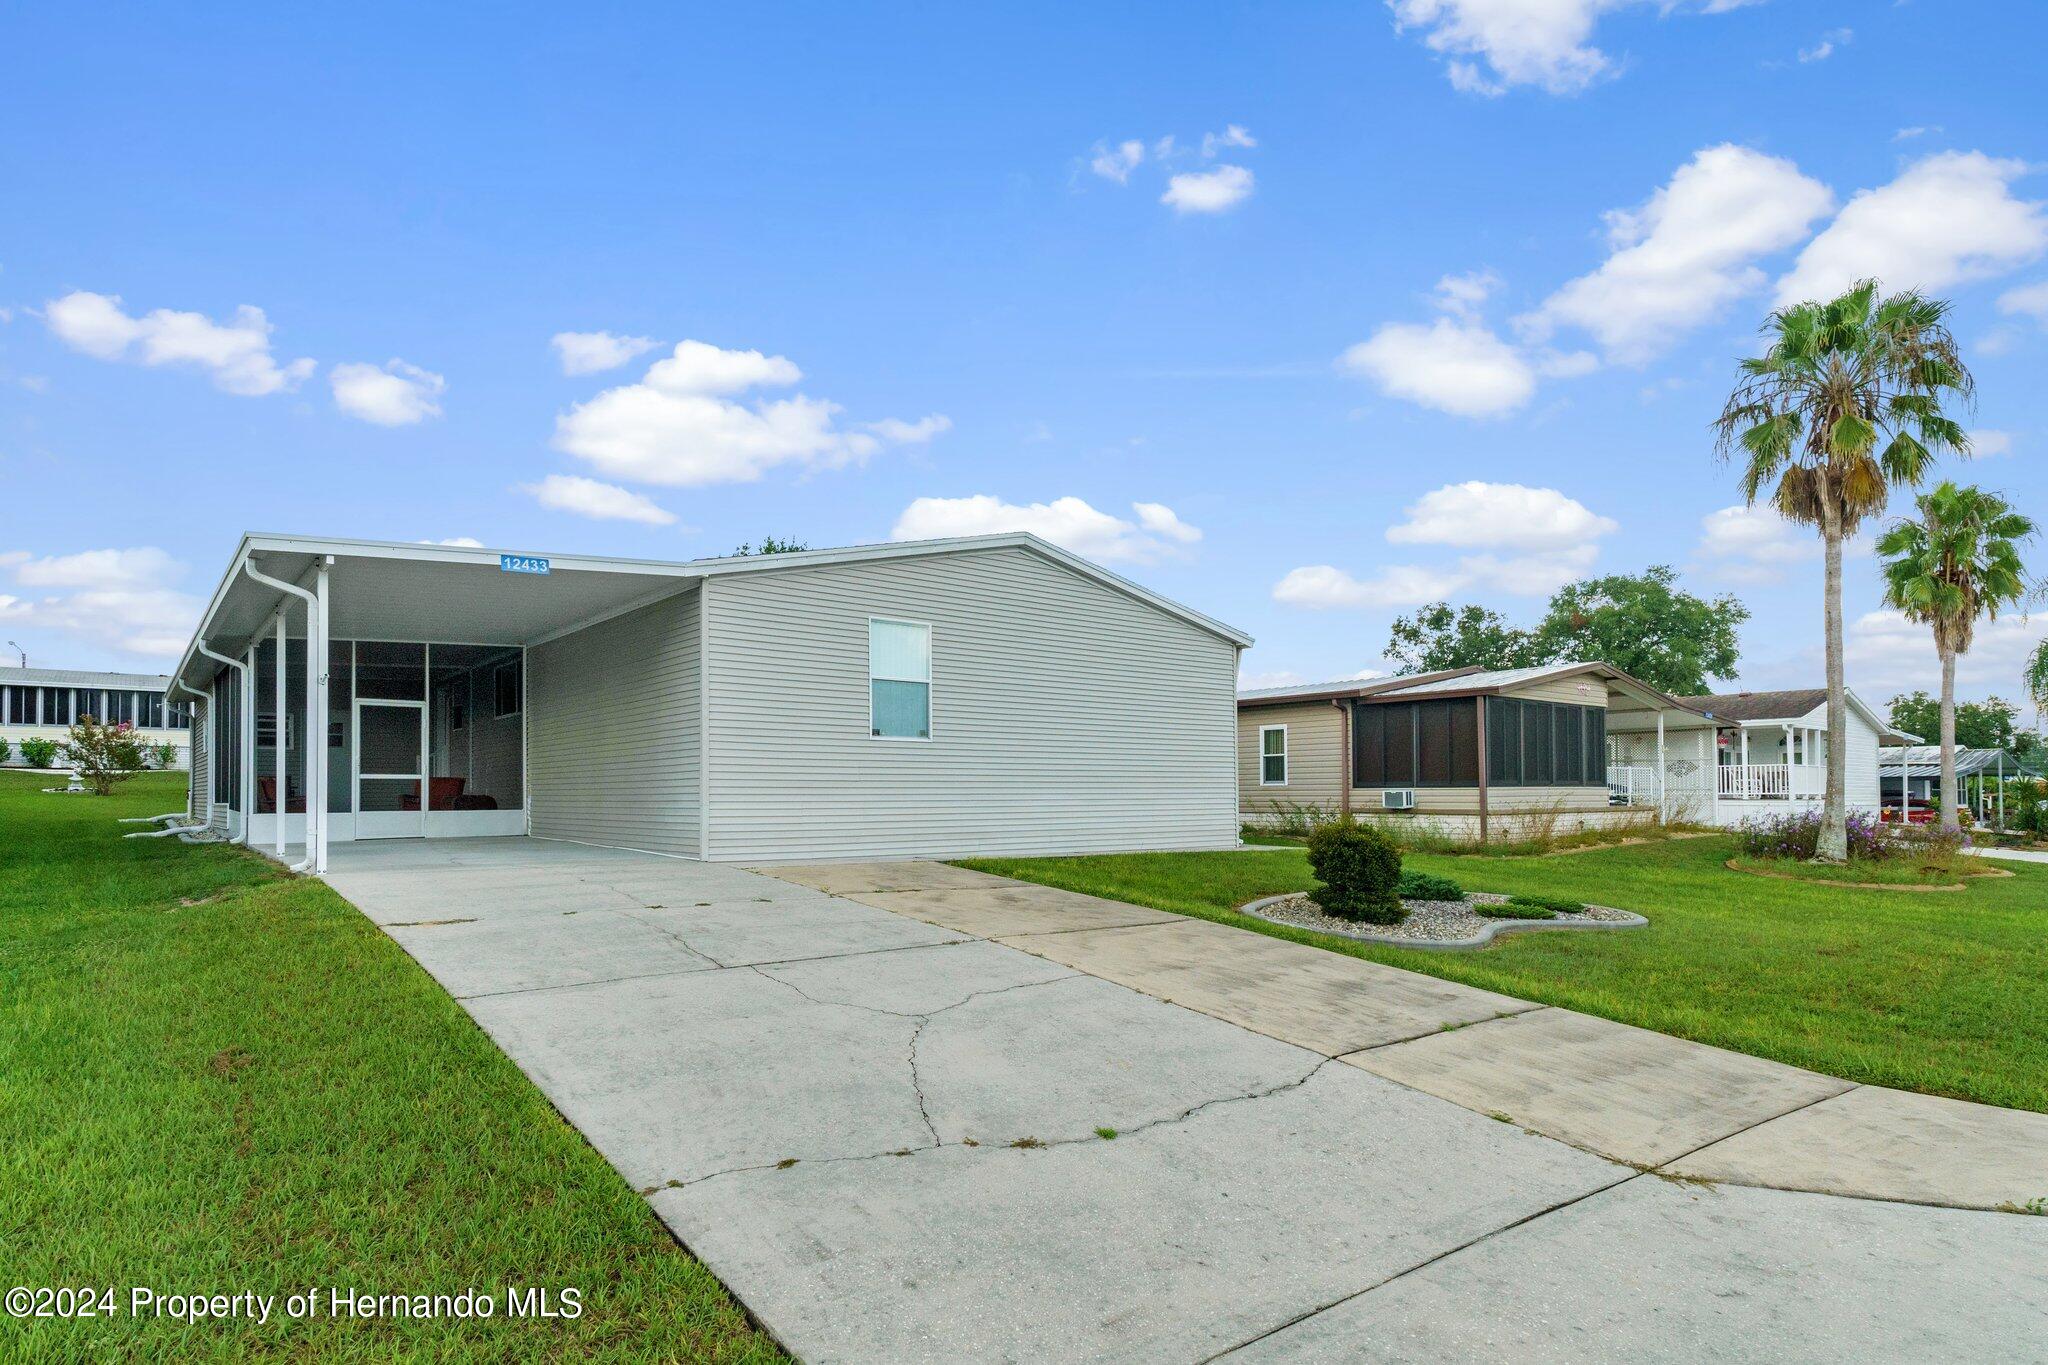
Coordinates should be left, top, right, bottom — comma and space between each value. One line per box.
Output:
170, 532, 1251, 872
1, 665, 194, 768
1669, 687, 1898, 827
1237, 662, 1720, 839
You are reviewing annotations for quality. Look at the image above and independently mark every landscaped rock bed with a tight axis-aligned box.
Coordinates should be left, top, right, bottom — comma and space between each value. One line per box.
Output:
1242, 891, 1645, 950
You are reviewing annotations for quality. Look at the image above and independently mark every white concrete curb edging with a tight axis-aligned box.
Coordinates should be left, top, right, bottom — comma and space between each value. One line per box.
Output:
1238, 893, 1648, 952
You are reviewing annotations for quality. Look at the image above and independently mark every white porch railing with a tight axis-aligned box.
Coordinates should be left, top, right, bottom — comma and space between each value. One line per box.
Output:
1716, 763, 1824, 800
1608, 765, 1659, 807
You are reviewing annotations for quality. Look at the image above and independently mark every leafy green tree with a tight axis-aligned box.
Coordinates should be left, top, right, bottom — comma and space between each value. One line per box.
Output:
2028, 641, 2048, 728
1714, 282, 1972, 860
730, 536, 809, 556
1877, 482, 2036, 831
1888, 692, 2037, 753
1384, 603, 1543, 675
1532, 566, 1747, 695
58, 716, 148, 796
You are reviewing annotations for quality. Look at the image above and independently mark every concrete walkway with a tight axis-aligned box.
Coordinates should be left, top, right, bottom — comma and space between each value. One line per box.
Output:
326, 840, 2048, 1362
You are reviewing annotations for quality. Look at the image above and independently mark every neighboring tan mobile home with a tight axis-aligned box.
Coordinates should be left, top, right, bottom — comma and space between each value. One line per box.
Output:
171, 532, 1250, 870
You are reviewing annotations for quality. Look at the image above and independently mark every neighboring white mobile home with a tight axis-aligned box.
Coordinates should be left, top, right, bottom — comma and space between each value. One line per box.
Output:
1, 665, 194, 768
1668, 687, 1894, 828
170, 532, 1250, 870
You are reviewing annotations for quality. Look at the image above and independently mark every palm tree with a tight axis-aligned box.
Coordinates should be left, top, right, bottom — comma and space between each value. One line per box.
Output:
1877, 483, 2036, 832
1714, 281, 1973, 861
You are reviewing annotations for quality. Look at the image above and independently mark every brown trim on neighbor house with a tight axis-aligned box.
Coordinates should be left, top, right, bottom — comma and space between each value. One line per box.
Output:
1365, 662, 1712, 720
1475, 693, 1489, 844
1236, 666, 1484, 711
1334, 698, 1352, 815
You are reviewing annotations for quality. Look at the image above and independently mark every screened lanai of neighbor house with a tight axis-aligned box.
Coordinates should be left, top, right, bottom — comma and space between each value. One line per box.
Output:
173, 532, 1251, 873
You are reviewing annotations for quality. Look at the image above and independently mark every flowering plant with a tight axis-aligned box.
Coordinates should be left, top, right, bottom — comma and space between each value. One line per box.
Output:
1735, 809, 1891, 862
58, 715, 149, 796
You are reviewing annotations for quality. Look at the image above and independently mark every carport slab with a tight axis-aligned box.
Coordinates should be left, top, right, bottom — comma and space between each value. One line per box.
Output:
1344, 1007, 1852, 1166
840, 883, 1182, 938
465, 964, 937, 1189
757, 861, 1023, 894
386, 909, 719, 998
629, 896, 968, 967
1667, 1083, 2048, 1211
1219, 1177, 2048, 1363
1005, 917, 1538, 1054
654, 1062, 1623, 1364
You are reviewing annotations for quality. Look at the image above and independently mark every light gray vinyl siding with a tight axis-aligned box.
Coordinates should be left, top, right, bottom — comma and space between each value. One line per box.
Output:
527, 587, 701, 856
188, 695, 209, 821
702, 545, 1239, 861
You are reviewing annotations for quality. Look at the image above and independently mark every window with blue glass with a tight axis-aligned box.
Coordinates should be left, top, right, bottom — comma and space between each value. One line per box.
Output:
869, 618, 931, 739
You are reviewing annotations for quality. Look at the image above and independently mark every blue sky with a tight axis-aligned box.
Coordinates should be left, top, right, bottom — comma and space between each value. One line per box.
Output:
3, 1, 2045, 707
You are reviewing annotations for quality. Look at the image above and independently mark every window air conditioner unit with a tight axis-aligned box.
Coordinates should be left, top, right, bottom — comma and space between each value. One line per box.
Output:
1383, 789, 1416, 811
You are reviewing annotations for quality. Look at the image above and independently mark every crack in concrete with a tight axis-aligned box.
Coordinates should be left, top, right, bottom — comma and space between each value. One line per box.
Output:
647, 1049, 1344, 1199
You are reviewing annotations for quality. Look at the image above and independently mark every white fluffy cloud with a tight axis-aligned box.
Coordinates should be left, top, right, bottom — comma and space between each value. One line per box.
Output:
1848, 608, 2048, 695
42, 291, 314, 396
1272, 563, 1469, 610
1337, 316, 1535, 418
889, 495, 1201, 564
1691, 504, 1817, 584
0, 546, 199, 659
1796, 27, 1850, 63
1775, 152, 2048, 306
1529, 144, 1833, 363
1161, 164, 1255, 214
552, 340, 945, 487
551, 330, 660, 376
1971, 429, 2015, 458
330, 359, 445, 426
1201, 124, 1258, 157
1997, 279, 2048, 325
1387, 481, 1618, 552
1389, 0, 1765, 97
519, 473, 676, 526
1090, 139, 1145, 184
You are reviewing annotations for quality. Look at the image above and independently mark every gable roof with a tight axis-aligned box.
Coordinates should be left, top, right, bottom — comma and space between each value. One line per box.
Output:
1679, 686, 1888, 733
1240, 661, 1709, 718
173, 531, 1250, 690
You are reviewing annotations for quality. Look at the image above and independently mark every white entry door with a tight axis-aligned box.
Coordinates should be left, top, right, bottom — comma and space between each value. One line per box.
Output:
354, 699, 427, 839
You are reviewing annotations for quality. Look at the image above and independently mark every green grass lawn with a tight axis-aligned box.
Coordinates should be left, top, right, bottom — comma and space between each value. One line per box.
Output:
963, 835, 2048, 1114
0, 771, 780, 1363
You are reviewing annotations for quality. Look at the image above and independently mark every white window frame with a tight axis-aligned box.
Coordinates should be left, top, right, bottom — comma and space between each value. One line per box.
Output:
867, 616, 933, 743
1259, 723, 1289, 786
492, 659, 522, 720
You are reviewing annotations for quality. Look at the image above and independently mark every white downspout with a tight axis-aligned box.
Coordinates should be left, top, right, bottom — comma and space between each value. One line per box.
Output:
170, 678, 213, 829
243, 557, 322, 874
193, 640, 247, 840
313, 559, 329, 874
273, 611, 287, 860
1655, 710, 1667, 825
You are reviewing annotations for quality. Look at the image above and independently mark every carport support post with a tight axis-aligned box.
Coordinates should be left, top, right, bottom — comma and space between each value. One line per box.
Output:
314, 560, 329, 875
1646, 712, 1662, 826
273, 611, 287, 859
239, 644, 255, 844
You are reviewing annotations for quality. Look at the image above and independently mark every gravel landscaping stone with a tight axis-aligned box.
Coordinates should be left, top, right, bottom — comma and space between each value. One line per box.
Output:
1243, 891, 1645, 950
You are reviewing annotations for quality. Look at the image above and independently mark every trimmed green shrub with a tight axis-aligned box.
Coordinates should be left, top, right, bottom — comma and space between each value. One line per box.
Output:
1506, 894, 1584, 913
19, 737, 59, 769
1305, 817, 1405, 924
1395, 871, 1464, 903
1475, 900, 1556, 920
0, 738, 10, 764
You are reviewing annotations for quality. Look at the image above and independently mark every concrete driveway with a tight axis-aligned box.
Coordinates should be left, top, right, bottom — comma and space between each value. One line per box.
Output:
327, 839, 2047, 1362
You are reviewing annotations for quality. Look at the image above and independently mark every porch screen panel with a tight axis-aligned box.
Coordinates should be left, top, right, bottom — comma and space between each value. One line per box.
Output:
1352, 704, 1385, 788
1487, 699, 1520, 786
1558, 707, 1584, 785
1585, 709, 1607, 785
1417, 702, 1452, 786
328, 641, 352, 813
1382, 703, 1416, 787
1447, 698, 1479, 784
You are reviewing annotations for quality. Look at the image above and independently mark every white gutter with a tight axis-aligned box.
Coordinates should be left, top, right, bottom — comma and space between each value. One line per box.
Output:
192, 640, 246, 843
241, 557, 324, 874
169, 678, 213, 830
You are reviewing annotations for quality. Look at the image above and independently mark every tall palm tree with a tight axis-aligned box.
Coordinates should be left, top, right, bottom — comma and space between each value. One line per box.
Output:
1877, 483, 2036, 832
1714, 281, 1973, 861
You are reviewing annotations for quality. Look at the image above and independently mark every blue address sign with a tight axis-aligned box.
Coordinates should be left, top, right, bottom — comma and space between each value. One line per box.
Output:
500, 554, 551, 575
